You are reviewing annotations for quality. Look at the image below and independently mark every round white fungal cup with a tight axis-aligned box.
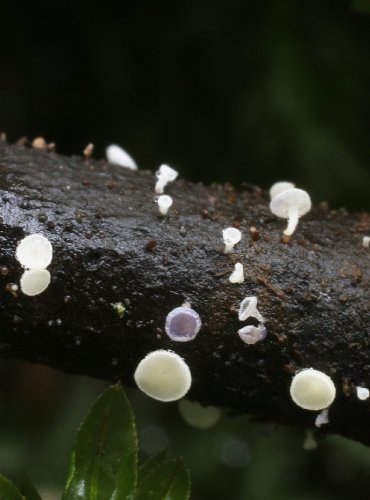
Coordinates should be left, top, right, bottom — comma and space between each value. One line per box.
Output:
269, 181, 295, 199
16, 234, 53, 270
290, 368, 336, 411
134, 350, 192, 402
20, 269, 51, 296
270, 188, 311, 236
229, 263, 244, 284
155, 164, 178, 194
105, 144, 137, 170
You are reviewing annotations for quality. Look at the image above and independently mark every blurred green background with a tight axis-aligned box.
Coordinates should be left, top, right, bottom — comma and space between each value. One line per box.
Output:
1, 0, 370, 498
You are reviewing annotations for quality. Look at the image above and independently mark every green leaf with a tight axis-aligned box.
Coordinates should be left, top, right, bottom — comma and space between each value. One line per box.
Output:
62, 384, 138, 500
136, 452, 190, 500
19, 476, 41, 500
0, 474, 24, 500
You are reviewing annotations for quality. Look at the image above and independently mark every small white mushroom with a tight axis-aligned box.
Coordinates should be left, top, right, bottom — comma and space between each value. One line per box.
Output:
105, 144, 137, 170
157, 194, 173, 216
238, 296, 264, 323
155, 164, 178, 194
356, 386, 369, 400
16, 234, 53, 270
238, 324, 267, 345
290, 368, 336, 411
229, 263, 244, 284
134, 350, 191, 402
362, 236, 370, 248
270, 188, 311, 236
20, 269, 51, 296
178, 399, 221, 429
222, 227, 241, 253
315, 408, 329, 427
269, 181, 295, 199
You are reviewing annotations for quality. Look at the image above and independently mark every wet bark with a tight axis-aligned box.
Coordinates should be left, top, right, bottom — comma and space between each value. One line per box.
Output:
1, 142, 370, 445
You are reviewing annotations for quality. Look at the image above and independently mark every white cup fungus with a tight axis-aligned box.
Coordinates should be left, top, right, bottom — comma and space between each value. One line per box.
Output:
106, 144, 138, 170
356, 386, 369, 400
315, 408, 329, 427
269, 181, 296, 199
229, 263, 244, 284
290, 368, 336, 411
16, 234, 53, 270
134, 350, 192, 402
362, 236, 370, 248
20, 269, 51, 296
238, 324, 267, 345
222, 227, 242, 253
155, 164, 178, 194
270, 188, 311, 236
178, 399, 221, 429
157, 194, 173, 216
238, 296, 264, 323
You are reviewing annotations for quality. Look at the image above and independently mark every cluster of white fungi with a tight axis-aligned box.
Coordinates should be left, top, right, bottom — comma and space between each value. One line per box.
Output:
13, 147, 365, 431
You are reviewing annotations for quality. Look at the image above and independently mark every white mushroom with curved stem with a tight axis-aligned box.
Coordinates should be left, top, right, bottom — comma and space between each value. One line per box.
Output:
155, 164, 178, 194
222, 227, 241, 253
269, 181, 295, 199
106, 144, 137, 170
315, 408, 329, 427
290, 368, 336, 411
157, 194, 173, 216
229, 263, 244, 284
134, 350, 192, 402
270, 188, 311, 236
238, 296, 264, 323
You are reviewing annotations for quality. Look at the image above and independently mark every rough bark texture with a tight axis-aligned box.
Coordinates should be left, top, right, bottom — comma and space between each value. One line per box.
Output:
1, 142, 370, 445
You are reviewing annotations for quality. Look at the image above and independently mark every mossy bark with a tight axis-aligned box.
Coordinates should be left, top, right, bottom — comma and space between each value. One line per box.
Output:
1, 142, 370, 444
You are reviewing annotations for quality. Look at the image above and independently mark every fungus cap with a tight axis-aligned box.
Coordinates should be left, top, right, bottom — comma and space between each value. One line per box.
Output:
356, 386, 369, 400
165, 306, 201, 342
363, 236, 370, 248
238, 324, 267, 344
16, 234, 53, 270
134, 350, 191, 402
269, 181, 295, 199
290, 368, 336, 411
106, 144, 137, 170
20, 269, 51, 296
238, 296, 264, 323
270, 188, 311, 236
157, 194, 173, 215
178, 399, 221, 429
222, 227, 241, 253
229, 263, 244, 284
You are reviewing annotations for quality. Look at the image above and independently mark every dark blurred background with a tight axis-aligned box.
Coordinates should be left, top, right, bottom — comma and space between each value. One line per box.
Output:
1, 1, 370, 499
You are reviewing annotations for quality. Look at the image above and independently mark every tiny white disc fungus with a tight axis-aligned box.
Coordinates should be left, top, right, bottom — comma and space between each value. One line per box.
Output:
134, 350, 192, 402
229, 263, 244, 284
20, 269, 51, 296
269, 181, 296, 199
356, 386, 370, 400
222, 227, 242, 253
157, 194, 173, 216
105, 144, 138, 170
155, 164, 178, 194
290, 369, 336, 411
270, 188, 311, 236
315, 408, 329, 428
178, 399, 221, 429
238, 324, 267, 345
16, 234, 53, 270
238, 296, 264, 323
362, 236, 370, 248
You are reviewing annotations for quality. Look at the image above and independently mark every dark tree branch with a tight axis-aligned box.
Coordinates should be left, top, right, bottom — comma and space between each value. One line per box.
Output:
1, 142, 370, 445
